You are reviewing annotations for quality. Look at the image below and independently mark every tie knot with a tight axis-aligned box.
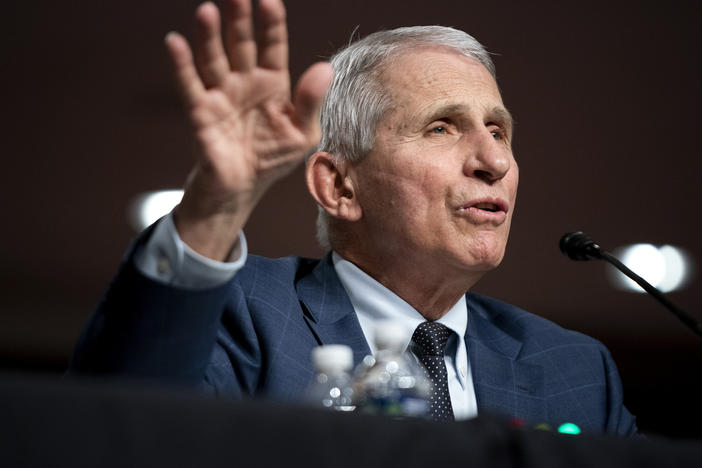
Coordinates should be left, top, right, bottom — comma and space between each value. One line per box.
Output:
412, 321, 452, 356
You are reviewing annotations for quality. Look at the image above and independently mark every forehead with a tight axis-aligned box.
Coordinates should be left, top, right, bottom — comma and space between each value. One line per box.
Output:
380, 47, 503, 118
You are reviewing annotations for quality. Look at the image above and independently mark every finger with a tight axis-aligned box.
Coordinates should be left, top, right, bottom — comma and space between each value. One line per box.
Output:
164, 32, 206, 107
193, 2, 231, 87
256, 0, 288, 70
293, 62, 334, 141
223, 0, 257, 71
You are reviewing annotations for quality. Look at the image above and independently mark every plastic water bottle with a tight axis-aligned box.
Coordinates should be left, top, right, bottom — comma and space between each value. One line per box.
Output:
304, 344, 356, 412
353, 322, 430, 418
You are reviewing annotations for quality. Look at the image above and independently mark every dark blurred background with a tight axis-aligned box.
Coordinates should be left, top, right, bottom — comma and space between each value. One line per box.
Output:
2, 0, 701, 438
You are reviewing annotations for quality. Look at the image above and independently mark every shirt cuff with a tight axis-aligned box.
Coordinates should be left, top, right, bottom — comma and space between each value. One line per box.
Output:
134, 211, 247, 289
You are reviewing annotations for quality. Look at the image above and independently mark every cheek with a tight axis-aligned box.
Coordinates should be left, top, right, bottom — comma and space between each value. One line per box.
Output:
362, 163, 442, 208
363, 181, 429, 225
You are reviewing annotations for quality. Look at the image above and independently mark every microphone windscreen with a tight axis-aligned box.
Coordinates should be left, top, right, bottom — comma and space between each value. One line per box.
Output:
560, 232, 601, 261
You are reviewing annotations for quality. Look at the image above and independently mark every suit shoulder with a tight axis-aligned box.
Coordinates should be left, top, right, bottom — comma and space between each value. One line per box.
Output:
233, 254, 321, 290
466, 292, 604, 349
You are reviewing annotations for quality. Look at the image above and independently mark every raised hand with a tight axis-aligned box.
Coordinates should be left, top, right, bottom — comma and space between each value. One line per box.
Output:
165, 0, 333, 260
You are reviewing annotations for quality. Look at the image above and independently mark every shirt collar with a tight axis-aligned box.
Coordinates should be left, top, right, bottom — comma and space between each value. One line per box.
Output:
331, 252, 468, 354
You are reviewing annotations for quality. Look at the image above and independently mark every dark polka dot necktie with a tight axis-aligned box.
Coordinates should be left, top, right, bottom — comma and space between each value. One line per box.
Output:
412, 321, 454, 422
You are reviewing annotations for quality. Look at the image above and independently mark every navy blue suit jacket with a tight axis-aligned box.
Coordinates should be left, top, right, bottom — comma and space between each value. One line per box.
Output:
70, 233, 637, 436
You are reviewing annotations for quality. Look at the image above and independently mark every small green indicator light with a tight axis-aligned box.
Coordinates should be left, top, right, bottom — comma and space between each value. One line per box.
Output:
557, 423, 581, 435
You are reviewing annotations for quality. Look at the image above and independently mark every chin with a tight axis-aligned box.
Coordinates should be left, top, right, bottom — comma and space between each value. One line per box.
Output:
457, 236, 507, 272
466, 254, 504, 272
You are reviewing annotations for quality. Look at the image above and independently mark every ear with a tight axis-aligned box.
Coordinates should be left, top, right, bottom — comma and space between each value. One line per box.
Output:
305, 152, 362, 222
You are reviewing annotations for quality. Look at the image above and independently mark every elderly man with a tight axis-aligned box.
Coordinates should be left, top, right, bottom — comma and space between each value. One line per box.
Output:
70, 0, 636, 435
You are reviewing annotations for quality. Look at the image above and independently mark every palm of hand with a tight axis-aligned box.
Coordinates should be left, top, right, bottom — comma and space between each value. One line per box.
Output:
190, 68, 304, 196
166, 0, 332, 206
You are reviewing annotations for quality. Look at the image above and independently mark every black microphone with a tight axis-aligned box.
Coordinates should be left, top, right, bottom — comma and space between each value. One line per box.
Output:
559, 231, 702, 338
559, 231, 603, 261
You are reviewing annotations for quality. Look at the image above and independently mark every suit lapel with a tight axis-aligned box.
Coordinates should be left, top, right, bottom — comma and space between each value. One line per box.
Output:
295, 260, 546, 422
295, 254, 371, 366
466, 294, 546, 423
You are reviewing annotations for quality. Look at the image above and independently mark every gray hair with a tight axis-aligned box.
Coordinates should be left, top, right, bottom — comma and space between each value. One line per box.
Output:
315, 26, 495, 249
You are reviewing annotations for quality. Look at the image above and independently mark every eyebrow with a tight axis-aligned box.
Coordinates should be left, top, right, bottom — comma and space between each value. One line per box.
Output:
488, 107, 514, 136
420, 104, 514, 134
421, 104, 467, 124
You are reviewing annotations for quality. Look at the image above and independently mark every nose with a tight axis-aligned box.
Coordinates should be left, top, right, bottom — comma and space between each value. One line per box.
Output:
462, 130, 512, 183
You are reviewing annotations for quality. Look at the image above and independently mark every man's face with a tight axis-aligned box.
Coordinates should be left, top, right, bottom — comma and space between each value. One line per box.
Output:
350, 48, 518, 279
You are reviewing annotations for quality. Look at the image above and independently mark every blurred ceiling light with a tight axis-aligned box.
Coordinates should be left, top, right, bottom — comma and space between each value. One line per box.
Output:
128, 189, 184, 232
608, 243, 692, 293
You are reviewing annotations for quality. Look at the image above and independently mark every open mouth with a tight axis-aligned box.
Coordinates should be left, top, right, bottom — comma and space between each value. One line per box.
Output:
462, 198, 508, 213
473, 202, 500, 213
457, 199, 509, 222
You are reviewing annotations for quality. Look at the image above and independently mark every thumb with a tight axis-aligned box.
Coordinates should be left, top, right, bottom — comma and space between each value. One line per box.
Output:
293, 61, 334, 141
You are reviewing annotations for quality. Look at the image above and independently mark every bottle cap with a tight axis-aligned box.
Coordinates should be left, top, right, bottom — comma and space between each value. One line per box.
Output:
374, 321, 410, 351
312, 345, 353, 373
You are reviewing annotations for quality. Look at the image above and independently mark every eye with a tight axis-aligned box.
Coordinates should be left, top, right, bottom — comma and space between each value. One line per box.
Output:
427, 119, 454, 135
487, 123, 508, 142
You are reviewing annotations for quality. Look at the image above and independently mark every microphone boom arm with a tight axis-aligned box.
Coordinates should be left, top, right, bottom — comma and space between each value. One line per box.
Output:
561, 232, 702, 338
600, 251, 702, 338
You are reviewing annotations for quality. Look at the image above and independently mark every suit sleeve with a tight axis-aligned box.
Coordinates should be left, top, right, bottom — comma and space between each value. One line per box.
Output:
601, 345, 638, 436
67, 226, 245, 388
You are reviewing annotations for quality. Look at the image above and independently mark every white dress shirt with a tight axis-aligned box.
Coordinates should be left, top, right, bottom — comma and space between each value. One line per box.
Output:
332, 253, 477, 420
134, 212, 246, 289
134, 213, 478, 419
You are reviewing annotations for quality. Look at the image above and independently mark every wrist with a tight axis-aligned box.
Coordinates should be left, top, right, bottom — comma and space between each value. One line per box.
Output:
174, 193, 255, 261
